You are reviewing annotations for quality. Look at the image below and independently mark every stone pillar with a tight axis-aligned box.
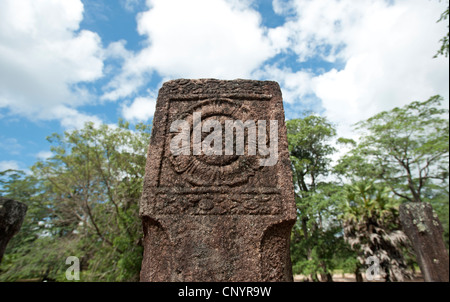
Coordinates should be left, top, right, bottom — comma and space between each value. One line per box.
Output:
399, 202, 449, 282
0, 197, 28, 263
139, 79, 297, 282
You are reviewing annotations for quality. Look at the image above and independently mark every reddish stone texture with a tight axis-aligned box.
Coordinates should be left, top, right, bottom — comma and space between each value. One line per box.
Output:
139, 79, 297, 282
399, 202, 449, 282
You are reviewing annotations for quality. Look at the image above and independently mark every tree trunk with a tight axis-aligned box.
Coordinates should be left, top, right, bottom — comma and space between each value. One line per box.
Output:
399, 202, 449, 282
319, 261, 333, 282
320, 272, 333, 282
355, 267, 363, 282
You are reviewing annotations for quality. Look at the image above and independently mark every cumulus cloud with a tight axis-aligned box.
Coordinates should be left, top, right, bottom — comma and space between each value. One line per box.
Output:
0, 137, 23, 156
50, 105, 103, 130
254, 65, 315, 105
102, 0, 275, 101
267, 0, 449, 139
137, 0, 272, 78
121, 96, 157, 123
0, 160, 20, 171
36, 151, 53, 160
2, 0, 447, 142
0, 0, 105, 128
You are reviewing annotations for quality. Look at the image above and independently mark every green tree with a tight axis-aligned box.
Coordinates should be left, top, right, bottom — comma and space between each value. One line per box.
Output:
338, 95, 449, 204
336, 96, 449, 279
289, 182, 355, 281
342, 181, 412, 282
287, 115, 349, 281
1, 121, 151, 281
0, 170, 63, 281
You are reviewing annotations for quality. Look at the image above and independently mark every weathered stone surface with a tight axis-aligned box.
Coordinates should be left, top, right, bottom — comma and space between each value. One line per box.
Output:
139, 79, 297, 282
399, 202, 449, 282
0, 197, 28, 263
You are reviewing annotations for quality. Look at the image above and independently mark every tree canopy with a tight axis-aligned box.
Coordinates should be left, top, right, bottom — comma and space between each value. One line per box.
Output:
0, 121, 151, 281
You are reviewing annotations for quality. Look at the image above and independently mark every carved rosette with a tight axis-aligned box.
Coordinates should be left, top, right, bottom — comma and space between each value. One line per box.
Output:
167, 98, 261, 187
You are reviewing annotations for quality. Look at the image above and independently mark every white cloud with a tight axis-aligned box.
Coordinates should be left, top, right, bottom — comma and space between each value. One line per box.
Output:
0, 0, 105, 127
49, 105, 103, 130
272, 0, 365, 62
120, 0, 144, 12
121, 96, 157, 123
0, 137, 23, 155
104, 40, 134, 61
137, 0, 273, 78
267, 25, 291, 53
0, 160, 20, 171
102, 0, 275, 101
36, 151, 53, 160
2, 0, 447, 143
268, 0, 449, 140
254, 65, 315, 105
102, 71, 146, 102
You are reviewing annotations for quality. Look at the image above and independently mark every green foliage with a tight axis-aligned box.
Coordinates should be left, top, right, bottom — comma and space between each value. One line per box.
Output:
289, 95, 448, 281
0, 236, 81, 282
435, 0, 449, 58
339, 95, 449, 203
0, 121, 151, 281
341, 181, 412, 281
287, 115, 337, 194
336, 96, 449, 251
290, 182, 358, 280
0, 170, 50, 255
287, 116, 355, 280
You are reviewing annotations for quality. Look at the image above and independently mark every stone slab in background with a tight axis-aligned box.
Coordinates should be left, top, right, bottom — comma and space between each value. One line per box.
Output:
0, 197, 28, 263
399, 202, 449, 282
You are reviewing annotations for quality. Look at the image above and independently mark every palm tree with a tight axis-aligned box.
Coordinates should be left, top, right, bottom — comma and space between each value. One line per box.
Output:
342, 181, 412, 282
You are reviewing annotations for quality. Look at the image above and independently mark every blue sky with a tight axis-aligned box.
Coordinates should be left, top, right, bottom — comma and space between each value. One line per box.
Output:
0, 0, 448, 172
